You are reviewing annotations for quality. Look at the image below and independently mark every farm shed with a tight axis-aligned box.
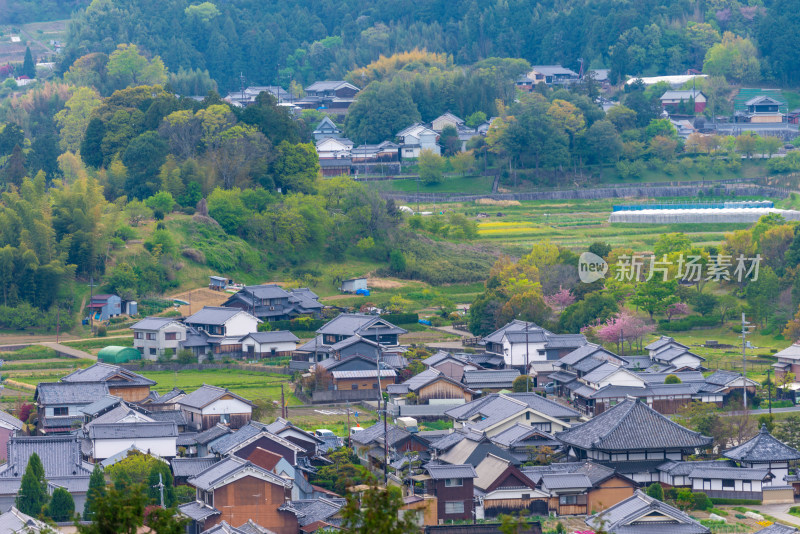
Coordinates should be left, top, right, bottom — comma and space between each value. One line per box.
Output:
98, 346, 142, 364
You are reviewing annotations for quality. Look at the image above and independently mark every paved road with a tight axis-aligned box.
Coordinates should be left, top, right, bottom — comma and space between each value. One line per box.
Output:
35, 342, 95, 360
750, 503, 800, 527
723, 406, 800, 416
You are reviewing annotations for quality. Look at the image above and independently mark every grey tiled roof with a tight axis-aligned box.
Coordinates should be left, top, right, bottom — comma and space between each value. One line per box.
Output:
572, 357, 606, 373
61, 362, 156, 386
522, 461, 616, 486
724, 424, 800, 462
131, 317, 183, 331
329, 334, 380, 351
586, 490, 709, 534
208, 421, 304, 456
0, 409, 23, 431
657, 459, 735, 476
179, 384, 253, 409
654, 346, 705, 363
185, 306, 253, 325
317, 313, 407, 337
79, 395, 123, 417
331, 369, 396, 379
350, 422, 410, 447
558, 343, 608, 366
0, 435, 92, 479
194, 423, 233, 445
429, 431, 468, 451
688, 466, 770, 480
147, 410, 187, 426
549, 370, 578, 383
88, 421, 178, 439
582, 362, 625, 383
171, 457, 219, 478
482, 320, 548, 344
241, 331, 299, 343
200, 521, 249, 534
462, 369, 520, 388
177, 432, 198, 447
555, 399, 711, 451
179, 500, 220, 521
237, 520, 279, 534
189, 455, 290, 491
423, 351, 468, 367
704, 369, 745, 386
36, 382, 109, 405
425, 463, 477, 479
490, 424, 556, 448
755, 525, 800, 534
645, 336, 684, 352
285, 497, 346, 527
540, 473, 592, 490
0, 507, 50, 532
639, 371, 705, 384
86, 404, 153, 426
446, 392, 579, 422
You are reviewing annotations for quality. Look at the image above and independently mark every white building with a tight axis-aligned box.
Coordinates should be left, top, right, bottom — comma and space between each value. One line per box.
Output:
131, 317, 188, 360
239, 331, 299, 358
316, 137, 353, 159
396, 123, 440, 158
88, 421, 178, 460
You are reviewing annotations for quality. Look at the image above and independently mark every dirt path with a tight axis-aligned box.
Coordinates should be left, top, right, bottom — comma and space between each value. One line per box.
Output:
35, 342, 95, 360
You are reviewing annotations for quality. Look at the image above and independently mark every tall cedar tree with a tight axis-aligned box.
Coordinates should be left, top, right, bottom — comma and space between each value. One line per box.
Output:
16, 452, 48, 516
22, 46, 35, 78
84, 464, 106, 520
46, 487, 75, 522
5, 144, 26, 187
341, 485, 418, 534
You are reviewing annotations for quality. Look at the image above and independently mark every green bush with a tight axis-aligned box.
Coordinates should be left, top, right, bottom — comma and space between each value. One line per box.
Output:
693, 492, 712, 511
96, 325, 107, 337
659, 314, 721, 332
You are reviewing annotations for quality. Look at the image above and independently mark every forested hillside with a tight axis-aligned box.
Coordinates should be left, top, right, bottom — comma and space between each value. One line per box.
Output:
58, 0, 800, 91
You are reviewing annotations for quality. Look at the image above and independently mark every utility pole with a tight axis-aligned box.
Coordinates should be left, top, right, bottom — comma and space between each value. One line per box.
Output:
55, 305, 60, 343
280, 384, 286, 419
766, 368, 773, 417
153, 472, 165, 508
742, 313, 751, 410
346, 400, 351, 447
524, 322, 530, 393
376, 330, 388, 484
88, 275, 95, 335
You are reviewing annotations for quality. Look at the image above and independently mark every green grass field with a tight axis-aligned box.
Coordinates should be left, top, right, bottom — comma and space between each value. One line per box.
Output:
138, 369, 301, 404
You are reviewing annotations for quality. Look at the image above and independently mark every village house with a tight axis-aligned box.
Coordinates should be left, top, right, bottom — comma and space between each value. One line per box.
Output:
350, 141, 400, 163
462, 369, 520, 391
488, 423, 560, 463
179, 456, 298, 534
312, 116, 342, 142
445, 393, 581, 438
660, 90, 707, 113
420, 463, 477, 522
481, 320, 587, 369
340, 277, 367, 294
0, 507, 51, 533
586, 490, 710, 534
422, 351, 483, 381
523, 461, 636, 517
182, 307, 261, 358
239, 331, 299, 359
433, 431, 518, 467
395, 123, 441, 159
387, 368, 476, 407
773, 343, 800, 387
743, 95, 785, 123
472, 454, 544, 518
131, 317, 188, 360
555, 398, 712, 484
60, 362, 155, 402
178, 385, 254, 431
224, 86, 292, 107
645, 336, 706, 370
280, 497, 346, 533
87, 294, 123, 321
350, 422, 429, 470
0, 410, 23, 455
319, 157, 353, 177
87, 421, 178, 461
295, 313, 407, 364
0, 435, 94, 512
315, 137, 353, 159
724, 424, 800, 486
223, 285, 322, 323
34, 382, 109, 434
528, 65, 580, 85
687, 465, 777, 501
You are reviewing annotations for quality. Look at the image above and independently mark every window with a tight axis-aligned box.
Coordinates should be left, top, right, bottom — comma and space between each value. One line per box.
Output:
203, 491, 213, 506
165, 332, 178, 341
444, 478, 463, 487
522, 493, 530, 500
743, 481, 752, 491
530, 422, 551, 432
703, 479, 711, 490
351, 385, 359, 390
146, 333, 156, 340
219, 414, 230, 424
372, 383, 378, 389
444, 501, 465, 514
559, 495, 578, 505
134, 332, 143, 339
149, 348, 157, 355
53, 407, 68, 416
525, 412, 530, 420
722, 479, 735, 490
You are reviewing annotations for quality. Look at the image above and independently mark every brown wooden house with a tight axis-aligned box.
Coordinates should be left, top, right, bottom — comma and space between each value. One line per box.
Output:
177, 385, 254, 432
387, 368, 475, 405
60, 363, 155, 402
179, 456, 297, 534
422, 463, 477, 521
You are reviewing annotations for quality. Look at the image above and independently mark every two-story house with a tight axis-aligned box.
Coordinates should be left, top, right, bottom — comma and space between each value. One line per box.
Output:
295, 314, 407, 364
645, 336, 706, 370
312, 116, 342, 142
60, 362, 155, 402
182, 307, 260, 358
481, 320, 586, 369
87, 294, 122, 321
179, 456, 297, 534
177, 385, 254, 431
473, 454, 544, 518
88, 421, 178, 461
34, 382, 109, 434
396, 123, 440, 159
423, 463, 477, 522
223, 285, 323, 322
131, 317, 188, 360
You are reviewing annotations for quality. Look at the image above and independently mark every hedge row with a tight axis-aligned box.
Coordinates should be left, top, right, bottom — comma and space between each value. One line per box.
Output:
659, 314, 721, 332
381, 313, 419, 324
709, 498, 761, 505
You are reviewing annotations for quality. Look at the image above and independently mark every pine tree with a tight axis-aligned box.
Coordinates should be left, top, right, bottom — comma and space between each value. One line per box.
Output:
16, 452, 48, 517
5, 144, 26, 187
22, 46, 35, 79
83, 464, 106, 520
46, 487, 75, 522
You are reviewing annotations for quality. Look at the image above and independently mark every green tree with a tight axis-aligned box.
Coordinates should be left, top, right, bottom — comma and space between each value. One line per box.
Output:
582, 119, 622, 163
144, 191, 176, 215
76, 483, 146, 534
80, 117, 106, 168
16, 452, 48, 517
84, 464, 106, 520
664, 374, 682, 384
499, 511, 530, 534
645, 483, 664, 501
632, 279, 678, 320
22, 46, 35, 78
106, 44, 167, 91
55, 87, 103, 153
775, 414, 800, 450
46, 487, 75, 522
693, 492, 711, 511
512, 375, 534, 392
745, 265, 781, 327
439, 125, 461, 156
693, 293, 718, 316
5, 144, 26, 187
341, 485, 418, 534
344, 80, 420, 144
311, 448, 368, 495
271, 141, 319, 194
703, 32, 761, 84
450, 150, 474, 176
122, 131, 169, 199
418, 149, 446, 185
207, 187, 249, 234
147, 462, 176, 507
465, 111, 487, 128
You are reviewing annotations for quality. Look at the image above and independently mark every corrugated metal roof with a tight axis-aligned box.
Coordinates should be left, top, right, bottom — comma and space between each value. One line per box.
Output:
185, 307, 253, 326
131, 317, 183, 331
